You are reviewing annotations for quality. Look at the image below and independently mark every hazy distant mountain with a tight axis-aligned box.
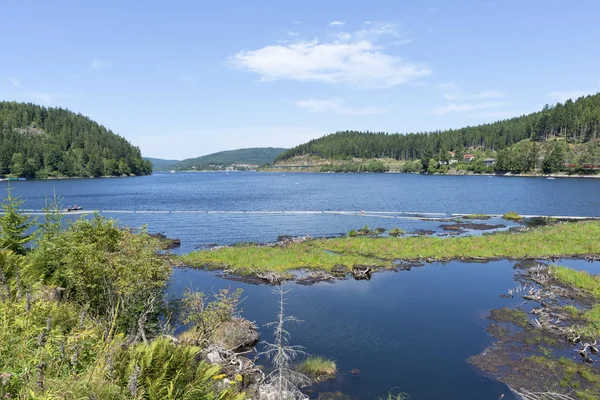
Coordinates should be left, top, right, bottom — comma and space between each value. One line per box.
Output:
144, 157, 181, 170
157, 147, 286, 171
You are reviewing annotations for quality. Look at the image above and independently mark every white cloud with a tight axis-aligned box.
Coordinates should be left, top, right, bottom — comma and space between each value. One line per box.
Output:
329, 21, 345, 26
296, 98, 386, 115
364, 21, 372, 25
9, 78, 21, 88
548, 90, 591, 102
180, 74, 196, 83
431, 101, 508, 114
89, 58, 113, 69
230, 25, 430, 89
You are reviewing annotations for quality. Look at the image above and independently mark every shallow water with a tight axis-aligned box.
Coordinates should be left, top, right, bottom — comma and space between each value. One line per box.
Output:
170, 260, 536, 399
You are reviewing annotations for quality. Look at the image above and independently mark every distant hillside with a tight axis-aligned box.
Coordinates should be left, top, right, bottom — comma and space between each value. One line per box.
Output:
144, 157, 180, 170
160, 147, 286, 171
0, 102, 151, 178
275, 94, 600, 168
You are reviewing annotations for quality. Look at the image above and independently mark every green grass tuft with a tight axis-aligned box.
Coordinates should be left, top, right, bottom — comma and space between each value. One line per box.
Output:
551, 266, 600, 300
297, 356, 336, 380
388, 228, 405, 237
503, 211, 522, 221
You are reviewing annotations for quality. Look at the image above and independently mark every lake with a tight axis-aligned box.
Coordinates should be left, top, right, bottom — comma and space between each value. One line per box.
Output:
2, 172, 600, 399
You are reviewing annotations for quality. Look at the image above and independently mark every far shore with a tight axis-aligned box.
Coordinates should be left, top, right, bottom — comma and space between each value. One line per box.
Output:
257, 168, 600, 179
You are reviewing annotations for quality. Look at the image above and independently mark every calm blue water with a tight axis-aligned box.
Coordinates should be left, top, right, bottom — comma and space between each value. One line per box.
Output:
2, 172, 599, 399
170, 262, 525, 400
2, 172, 598, 252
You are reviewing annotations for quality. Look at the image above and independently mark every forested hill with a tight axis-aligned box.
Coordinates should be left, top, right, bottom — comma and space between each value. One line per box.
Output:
0, 102, 151, 178
143, 157, 180, 168
161, 147, 286, 171
276, 93, 600, 162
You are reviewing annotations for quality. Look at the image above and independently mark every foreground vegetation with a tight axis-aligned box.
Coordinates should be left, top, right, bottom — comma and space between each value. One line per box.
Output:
181, 221, 600, 272
0, 189, 247, 399
0, 102, 151, 179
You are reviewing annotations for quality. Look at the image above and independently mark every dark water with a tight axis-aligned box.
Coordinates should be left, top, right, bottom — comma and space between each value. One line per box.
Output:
3, 172, 600, 399
171, 262, 526, 400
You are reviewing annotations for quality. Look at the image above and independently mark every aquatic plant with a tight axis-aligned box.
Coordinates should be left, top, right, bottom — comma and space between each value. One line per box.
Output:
296, 356, 336, 381
376, 391, 410, 400
181, 221, 600, 273
503, 211, 522, 221
388, 228, 405, 237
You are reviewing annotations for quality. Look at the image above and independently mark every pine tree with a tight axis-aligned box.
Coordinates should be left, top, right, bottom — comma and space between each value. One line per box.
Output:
542, 143, 565, 174
0, 185, 36, 254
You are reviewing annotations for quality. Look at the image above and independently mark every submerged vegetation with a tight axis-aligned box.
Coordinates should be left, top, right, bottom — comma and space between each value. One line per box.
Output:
181, 221, 600, 273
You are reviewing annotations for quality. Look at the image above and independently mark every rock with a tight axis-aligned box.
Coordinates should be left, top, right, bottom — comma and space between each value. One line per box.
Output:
351, 265, 372, 280
211, 318, 260, 352
331, 264, 349, 275
150, 233, 181, 250
296, 270, 336, 285
255, 271, 286, 284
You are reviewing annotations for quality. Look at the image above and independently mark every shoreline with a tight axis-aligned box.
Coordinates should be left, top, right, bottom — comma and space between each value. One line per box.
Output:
258, 168, 600, 179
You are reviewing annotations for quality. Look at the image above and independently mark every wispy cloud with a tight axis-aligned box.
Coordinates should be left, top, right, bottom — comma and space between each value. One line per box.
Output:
468, 110, 524, 119
296, 98, 386, 115
30, 92, 75, 105
548, 90, 591, 102
230, 23, 430, 89
180, 74, 196, 83
431, 101, 508, 115
9, 78, 21, 88
329, 21, 345, 26
440, 82, 505, 100
89, 57, 113, 69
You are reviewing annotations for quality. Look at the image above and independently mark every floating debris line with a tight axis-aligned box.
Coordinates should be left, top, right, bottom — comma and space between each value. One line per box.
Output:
2, 209, 599, 220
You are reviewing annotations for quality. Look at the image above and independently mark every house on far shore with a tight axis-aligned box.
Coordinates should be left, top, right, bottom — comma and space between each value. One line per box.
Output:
463, 154, 475, 162
484, 158, 496, 167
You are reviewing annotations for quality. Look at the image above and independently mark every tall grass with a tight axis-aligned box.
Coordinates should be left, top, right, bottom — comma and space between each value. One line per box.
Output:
181, 221, 600, 272
296, 356, 336, 380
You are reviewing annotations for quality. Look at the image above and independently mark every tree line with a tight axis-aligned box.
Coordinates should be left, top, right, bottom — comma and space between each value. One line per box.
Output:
0, 102, 152, 178
276, 93, 600, 165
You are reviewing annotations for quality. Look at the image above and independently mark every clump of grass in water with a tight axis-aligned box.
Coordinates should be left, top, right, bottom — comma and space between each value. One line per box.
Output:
503, 211, 523, 221
388, 228, 405, 237
296, 356, 336, 381
348, 229, 357, 237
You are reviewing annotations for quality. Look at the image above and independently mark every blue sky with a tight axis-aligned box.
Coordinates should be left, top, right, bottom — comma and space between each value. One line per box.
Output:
2, 0, 599, 159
